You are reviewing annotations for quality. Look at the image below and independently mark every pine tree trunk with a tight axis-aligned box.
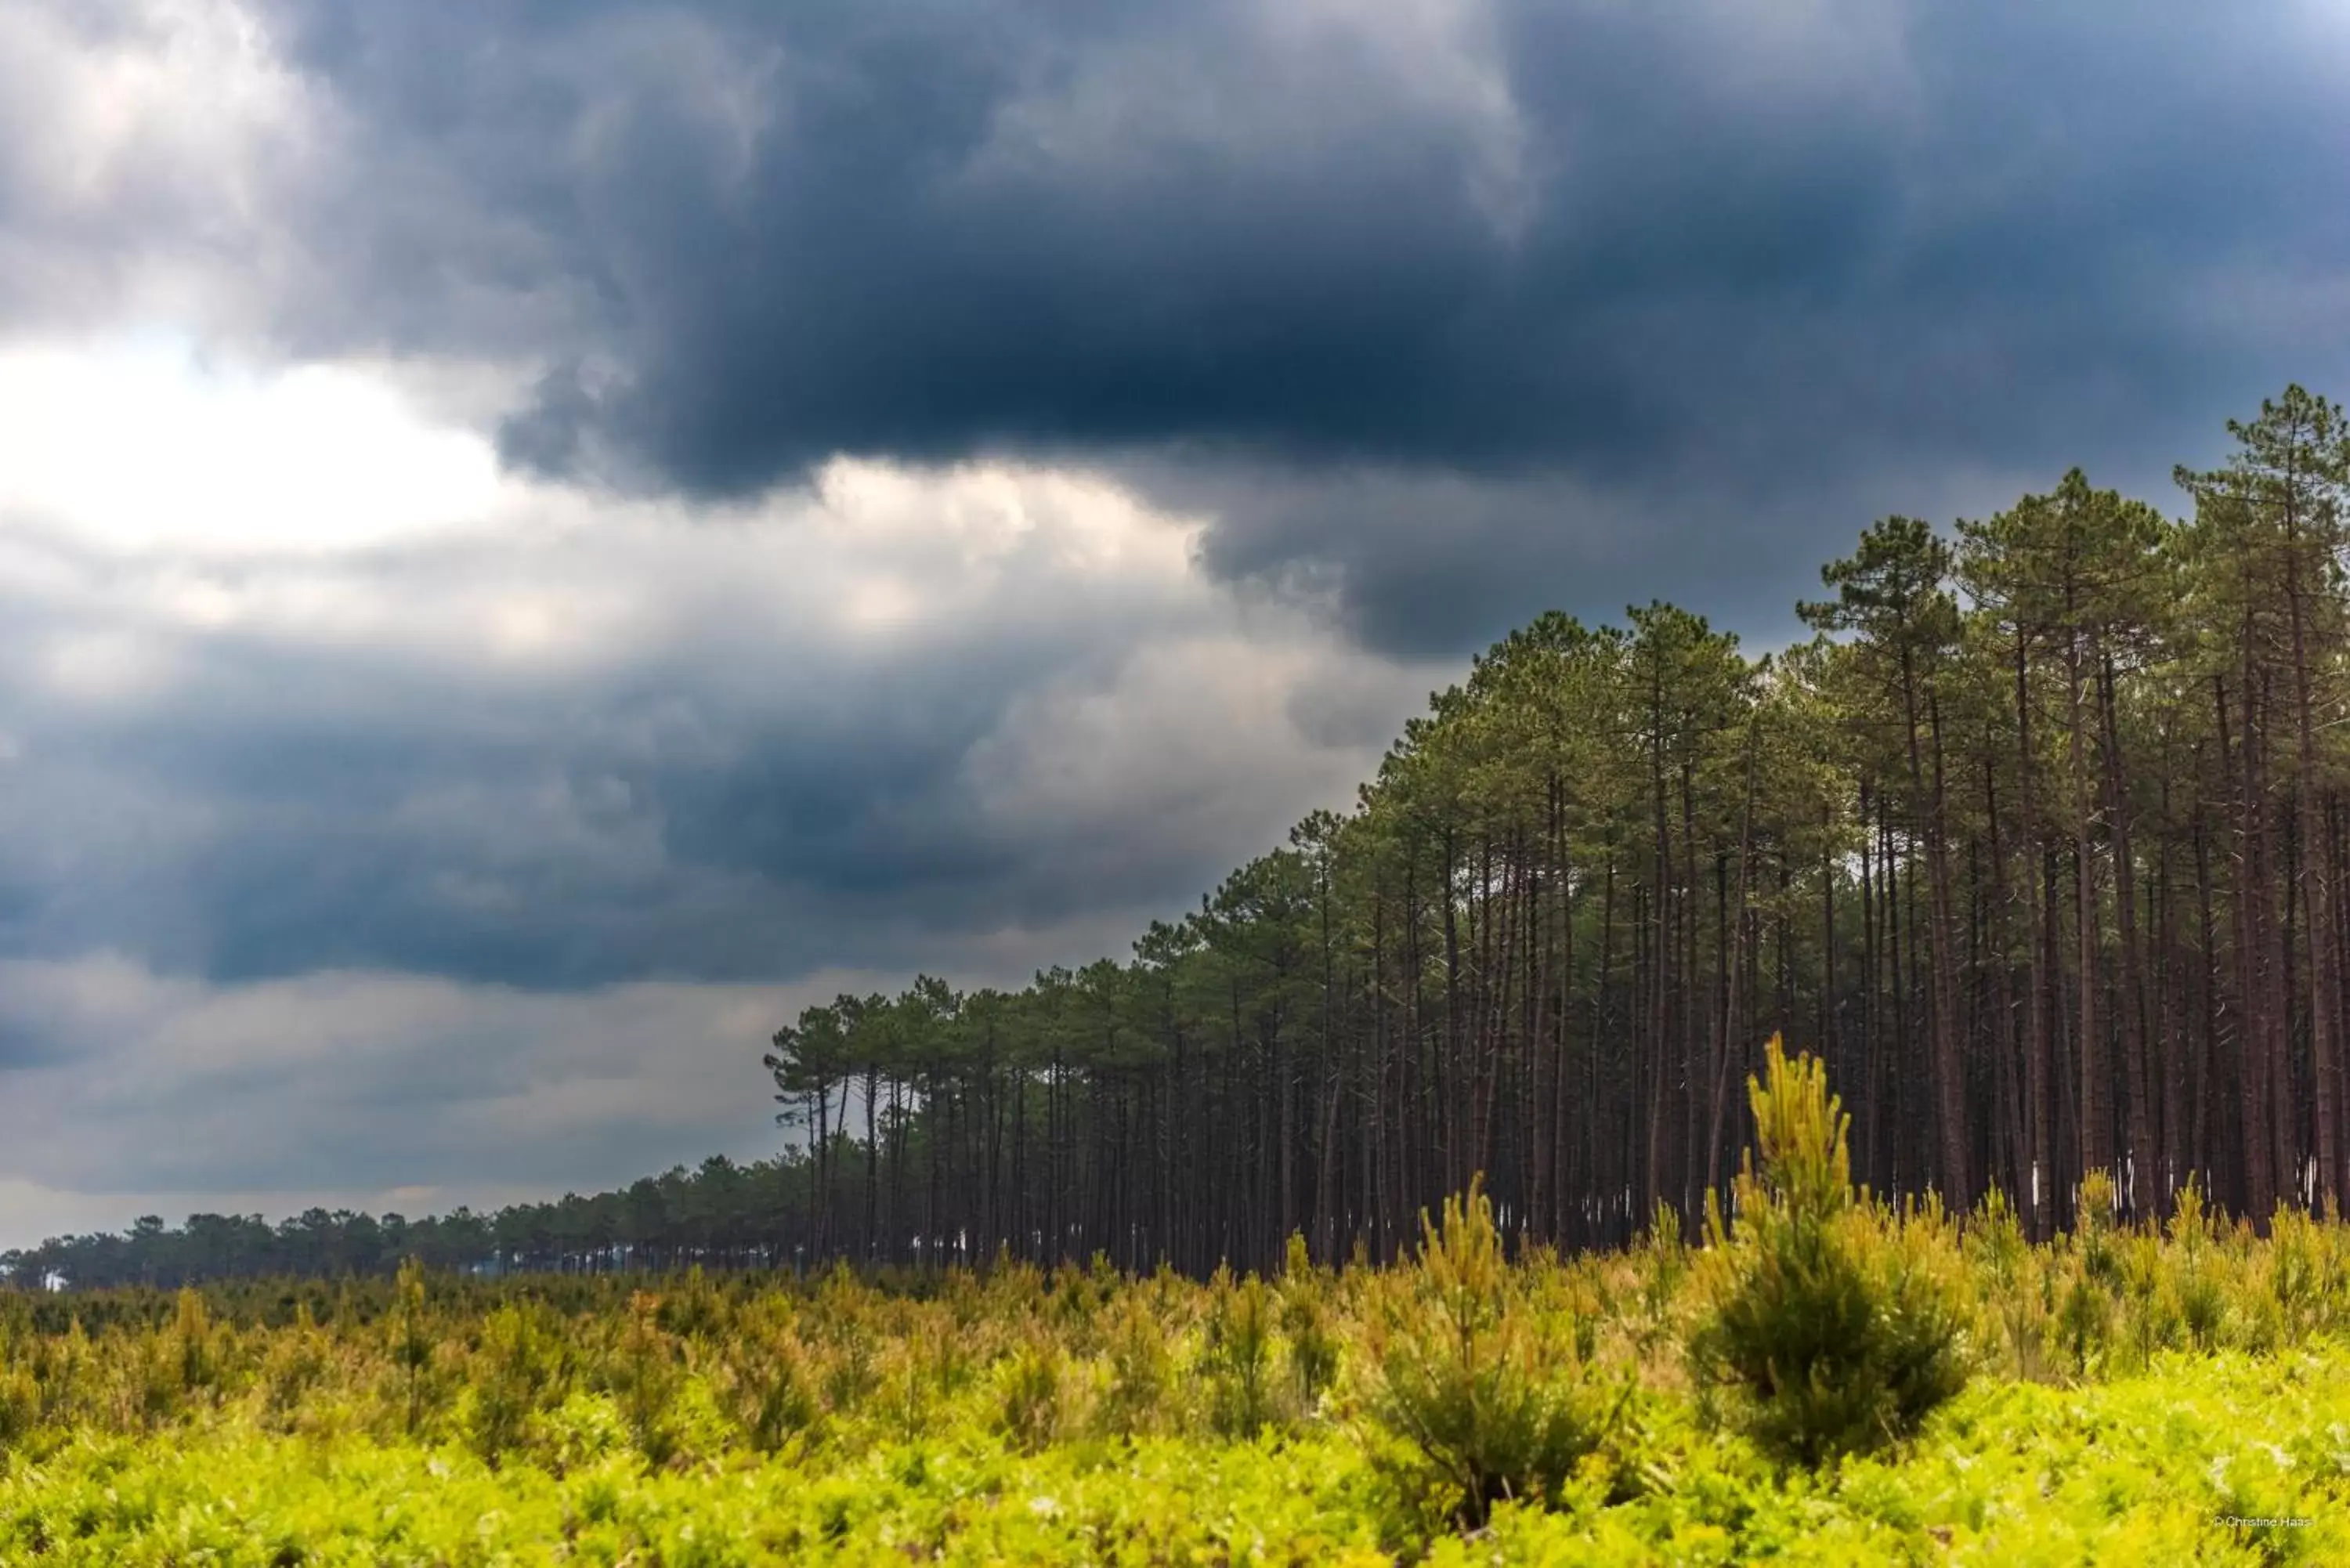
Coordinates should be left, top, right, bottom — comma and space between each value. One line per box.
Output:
2099, 656, 2155, 1216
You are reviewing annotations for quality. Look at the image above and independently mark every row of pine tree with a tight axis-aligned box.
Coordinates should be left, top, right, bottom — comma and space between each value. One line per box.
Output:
761, 385, 2350, 1274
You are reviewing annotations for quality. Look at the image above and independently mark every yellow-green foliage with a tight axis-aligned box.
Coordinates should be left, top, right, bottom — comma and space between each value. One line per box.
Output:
1965, 1186, 2048, 1380
992, 1332, 1070, 1454
1280, 1234, 1342, 1414
1200, 1266, 1282, 1437
463, 1299, 571, 1465
718, 1300, 820, 1454
2171, 1180, 2229, 1352
2, 1342, 2347, 1565
608, 1291, 687, 1465
8, 1112, 2350, 1559
1689, 1037, 1972, 1465
255, 1302, 327, 1433
1360, 1180, 1625, 1529
386, 1255, 435, 1436
0, 1364, 34, 1450
1094, 1288, 1177, 1439
1636, 1200, 1687, 1351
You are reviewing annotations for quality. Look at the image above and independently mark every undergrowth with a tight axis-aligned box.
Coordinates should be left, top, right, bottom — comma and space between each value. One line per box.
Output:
2, 1039, 2348, 1561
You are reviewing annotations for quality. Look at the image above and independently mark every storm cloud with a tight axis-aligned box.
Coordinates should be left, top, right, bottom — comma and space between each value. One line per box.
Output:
207, 0, 2350, 644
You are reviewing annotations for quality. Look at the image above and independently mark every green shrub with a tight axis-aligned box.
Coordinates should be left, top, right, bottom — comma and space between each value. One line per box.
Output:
0, 1364, 36, 1449
2167, 1181, 2229, 1353
2117, 1231, 2181, 1371
2076, 1169, 2122, 1285
462, 1301, 569, 1465
2267, 1205, 2332, 1342
653, 1266, 725, 1342
992, 1334, 1068, 1454
28, 1318, 94, 1432
1637, 1202, 1687, 1350
1279, 1245, 1342, 1414
2048, 1175, 2120, 1378
811, 1266, 880, 1417
1094, 1291, 1176, 1439
386, 1258, 435, 1437
1689, 1035, 1970, 1467
257, 1304, 328, 1433
1200, 1267, 1282, 1437
1967, 1186, 2048, 1380
720, 1314, 819, 1453
609, 1292, 686, 1465
1362, 1180, 1620, 1528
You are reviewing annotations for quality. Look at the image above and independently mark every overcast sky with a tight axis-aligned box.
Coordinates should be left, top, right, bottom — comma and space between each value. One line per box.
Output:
1, 0, 2345, 1248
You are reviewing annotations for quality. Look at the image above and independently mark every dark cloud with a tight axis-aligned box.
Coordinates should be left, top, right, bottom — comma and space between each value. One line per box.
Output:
219, 1, 2350, 653
264, 0, 1550, 480
0, 653, 1068, 988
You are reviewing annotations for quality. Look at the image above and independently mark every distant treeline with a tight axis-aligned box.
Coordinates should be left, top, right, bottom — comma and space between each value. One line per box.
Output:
16, 386, 2350, 1292
1, 1155, 808, 1289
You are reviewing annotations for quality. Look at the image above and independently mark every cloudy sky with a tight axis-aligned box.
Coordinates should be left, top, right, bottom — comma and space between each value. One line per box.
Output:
1, 0, 2344, 1247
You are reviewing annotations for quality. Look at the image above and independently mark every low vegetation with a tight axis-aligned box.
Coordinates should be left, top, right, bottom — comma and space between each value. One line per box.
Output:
4, 1043, 2349, 1563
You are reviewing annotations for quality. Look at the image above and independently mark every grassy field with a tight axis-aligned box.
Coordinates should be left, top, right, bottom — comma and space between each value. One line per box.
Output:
3, 1050, 2347, 1564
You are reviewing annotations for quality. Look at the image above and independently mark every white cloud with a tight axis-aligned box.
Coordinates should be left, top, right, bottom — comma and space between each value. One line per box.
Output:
0, 0, 314, 334
0, 336, 500, 557
0, 334, 1434, 733
0, 335, 1440, 1224
0, 1, 299, 210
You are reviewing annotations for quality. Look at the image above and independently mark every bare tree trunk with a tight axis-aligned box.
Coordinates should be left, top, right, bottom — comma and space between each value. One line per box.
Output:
2100, 655, 2155, 1216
